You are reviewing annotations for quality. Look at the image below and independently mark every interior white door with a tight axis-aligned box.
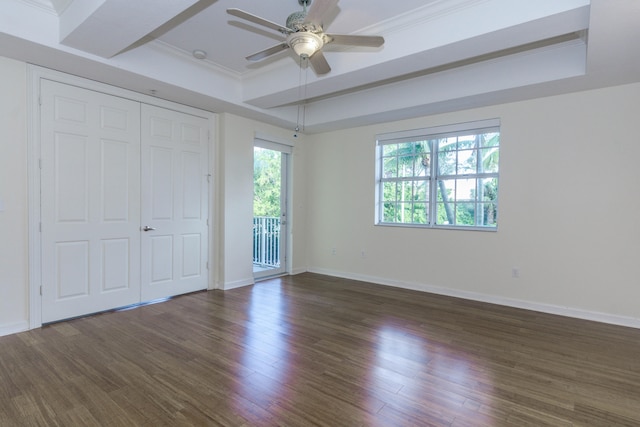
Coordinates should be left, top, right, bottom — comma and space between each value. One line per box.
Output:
40, 79, 142, 323
140, 104, 209, 301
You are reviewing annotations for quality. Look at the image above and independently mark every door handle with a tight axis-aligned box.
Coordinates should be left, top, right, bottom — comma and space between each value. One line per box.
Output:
142, 226, 156, 232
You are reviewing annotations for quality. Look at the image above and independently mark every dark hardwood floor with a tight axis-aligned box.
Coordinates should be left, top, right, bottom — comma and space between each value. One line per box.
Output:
1, 273, 640, 426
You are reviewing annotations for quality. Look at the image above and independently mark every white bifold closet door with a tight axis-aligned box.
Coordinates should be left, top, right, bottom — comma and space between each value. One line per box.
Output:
40, 80, 142, 322
40, 80, 209, 323
140, 104, 209, 302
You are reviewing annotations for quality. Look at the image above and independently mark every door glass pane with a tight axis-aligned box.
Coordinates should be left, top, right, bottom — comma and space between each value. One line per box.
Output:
254, 147, 284, 277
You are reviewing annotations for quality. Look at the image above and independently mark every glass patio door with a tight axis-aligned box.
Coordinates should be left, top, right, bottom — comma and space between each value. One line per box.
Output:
253, 139, 290, 279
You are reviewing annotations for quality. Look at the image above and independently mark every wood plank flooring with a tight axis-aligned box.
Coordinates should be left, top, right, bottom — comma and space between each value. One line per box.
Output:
1, 273, 640, 426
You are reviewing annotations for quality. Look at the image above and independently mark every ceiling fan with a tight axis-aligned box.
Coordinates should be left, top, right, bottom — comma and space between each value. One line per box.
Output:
227, 0, 385, 75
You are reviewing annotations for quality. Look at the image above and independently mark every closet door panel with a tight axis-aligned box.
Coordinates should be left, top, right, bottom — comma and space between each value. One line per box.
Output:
41, 80, 141, 323
140, 104, 209, 301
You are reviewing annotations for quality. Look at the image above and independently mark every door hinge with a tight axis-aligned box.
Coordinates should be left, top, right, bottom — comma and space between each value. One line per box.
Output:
39, 286, 42, 296
206, 174, 211, 183
39, 158, 42, 169
206, 219, 209, 226
39, 222, 42, 232
206, 262, 209, 270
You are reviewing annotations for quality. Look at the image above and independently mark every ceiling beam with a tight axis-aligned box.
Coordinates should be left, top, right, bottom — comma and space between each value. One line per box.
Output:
59, 0, 202, 58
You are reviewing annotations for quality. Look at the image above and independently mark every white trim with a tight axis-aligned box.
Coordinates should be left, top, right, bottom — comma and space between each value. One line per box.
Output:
27, 64, 217, 329
376, 118, 500, 145
0, 321, 30, 337
223, 278, 255, 291
307, 268, 640, 330
19, 0, 58, 15
29, 66, 213, 119
290, 267, 308, 276
254, 132, 294, 152
254, 132, 294, 146
27, 65, 42, 329
211, 114, 223, 291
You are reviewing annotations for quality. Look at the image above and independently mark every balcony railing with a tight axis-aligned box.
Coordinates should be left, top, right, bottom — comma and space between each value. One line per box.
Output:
253, 216, 280, 268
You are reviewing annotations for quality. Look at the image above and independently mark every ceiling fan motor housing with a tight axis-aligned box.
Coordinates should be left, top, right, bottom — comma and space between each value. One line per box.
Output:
286, 10, 307, 31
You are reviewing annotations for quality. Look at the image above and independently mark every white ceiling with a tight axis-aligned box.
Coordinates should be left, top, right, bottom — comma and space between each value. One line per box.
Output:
2, 0, 640, 133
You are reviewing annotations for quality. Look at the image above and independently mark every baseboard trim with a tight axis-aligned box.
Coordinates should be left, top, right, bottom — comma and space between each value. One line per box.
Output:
0, 321, 29, 337
307, 268, 640, 330
223, 277, 255, 291
290, 267, 308, 276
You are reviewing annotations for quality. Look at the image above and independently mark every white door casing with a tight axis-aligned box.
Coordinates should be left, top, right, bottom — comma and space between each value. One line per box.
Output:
40, 79, 142, 323
140, 104, 209, 301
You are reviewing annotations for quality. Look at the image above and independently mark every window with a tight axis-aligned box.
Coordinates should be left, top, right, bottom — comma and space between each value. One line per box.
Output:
376, 119, 500, 230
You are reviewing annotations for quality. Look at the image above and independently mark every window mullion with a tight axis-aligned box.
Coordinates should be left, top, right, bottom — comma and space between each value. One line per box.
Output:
429, 139, 437, 225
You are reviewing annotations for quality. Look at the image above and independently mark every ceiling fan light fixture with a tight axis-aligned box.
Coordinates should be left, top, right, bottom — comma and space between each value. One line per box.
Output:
288, 32, 323, 58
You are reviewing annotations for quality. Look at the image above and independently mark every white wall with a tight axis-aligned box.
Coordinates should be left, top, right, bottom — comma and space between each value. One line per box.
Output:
0, 57, 29, 336
306, 83, 640, 326
2, 50, 638, 333
217, 113, 308, 290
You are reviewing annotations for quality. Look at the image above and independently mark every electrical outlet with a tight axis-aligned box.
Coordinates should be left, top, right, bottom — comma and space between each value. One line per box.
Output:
331, 247, 336, 256
512, 267, 520, 278
361, 250, 366, 258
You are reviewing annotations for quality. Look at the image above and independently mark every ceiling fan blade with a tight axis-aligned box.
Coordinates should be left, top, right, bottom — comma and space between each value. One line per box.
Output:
246, 43, 290, 62
309, 50, 331, 74
326, 34, 385, 47
304, 0, 339, 26
227, 8, 292, 34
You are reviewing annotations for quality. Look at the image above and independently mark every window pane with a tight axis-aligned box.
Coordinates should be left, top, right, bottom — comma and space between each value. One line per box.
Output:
457, 149, 477, 174
382, 202, 397, 222
382, 182, 396, 202
439, 137, 456, 151
437, 202, 454, 225
398, 202, 412, 223
413, 181, 428, 201
479, 148, 499, 173
383, 143, 398, 156
438, 150, 456, 175
437, 179, 455, 202
479, 177, 498, 202
457, 134, 477, 149
383, 157, 398, 178
415, 142, 430, 177
456, 202, 475, 225
414, 155, 428, 177
399, 155, 414, 177
398, 181, 411, 201
455, 178, 476, 201
412, 203, 428, 224
481, 133, 500, 148
479, 203, 498, 226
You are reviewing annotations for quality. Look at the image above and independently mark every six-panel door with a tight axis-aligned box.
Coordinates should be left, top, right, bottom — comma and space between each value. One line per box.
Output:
40, 80, 209, 323
40, 80, 142, 323
140, 104, 209, 301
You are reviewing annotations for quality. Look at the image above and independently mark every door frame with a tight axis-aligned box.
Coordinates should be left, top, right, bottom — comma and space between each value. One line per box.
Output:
27, 65, 217, 329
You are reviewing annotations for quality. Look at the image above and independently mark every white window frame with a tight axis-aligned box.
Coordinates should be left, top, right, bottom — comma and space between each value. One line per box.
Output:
375, 119, 500, 231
